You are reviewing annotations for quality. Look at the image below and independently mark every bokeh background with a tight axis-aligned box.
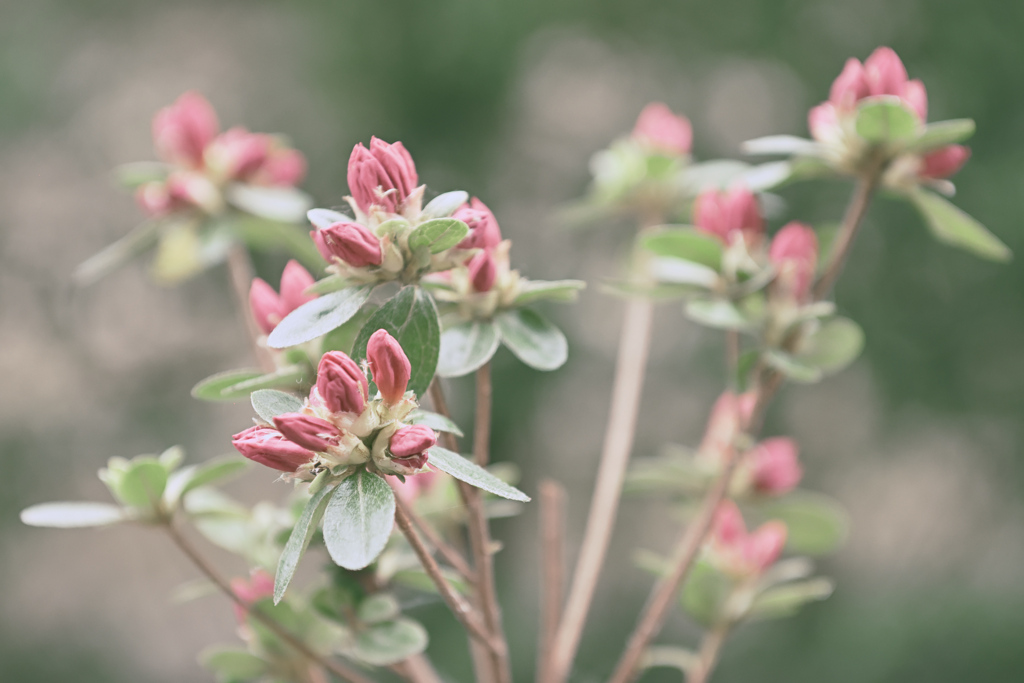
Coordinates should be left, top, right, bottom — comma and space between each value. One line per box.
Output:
3, 0, 1024, 681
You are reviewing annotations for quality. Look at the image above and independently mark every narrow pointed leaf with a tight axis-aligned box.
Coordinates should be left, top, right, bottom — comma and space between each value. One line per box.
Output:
268, 285, 374, 348
225, 183, 312, 223
911, 190, 1011, 262
437, 320, 500, 378
275, 484, 335, 603
421, 190, 469, 219
495, 308, 568, 371
352, 286, 440, 398
906, 118, 976, 153
512, 280, 587, 305
251, 389, 304, 424
406, 409, 464, 437
427, 447, 530, 502
20, 502, 126, 528
308, 208, 354, 229
73, 220, 161, 286
407, 218, 470, 254
640, 227, 723, 271
182, 456, 250, 496
741, 135, 822, 157
685, 297, 750, 330
795, 317, 864, 375
191, 368, 264, 402
322, 470, 395, 570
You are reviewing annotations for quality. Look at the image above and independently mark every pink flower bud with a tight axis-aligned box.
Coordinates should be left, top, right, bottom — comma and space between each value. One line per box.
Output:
230, 569, 274, 622
347, 137, 419, 213
710, 500, 788, 575
273, 413, 342, 452
135, 181, 177, 217
829, 58, 869, 110
315, 221, 383, 267
206, 127, 270, 181
712, 499, 746, 546
769, 222, 818, 301
367, 329, 412, 404
152, 92, 219, 168
249, 277, 285, 335
901, 79, 928, 121
808, 102, 839, 143
259, 147, 307, 187
631, 102, 693, 155
863, 47, 909, 97
693, 186, 764, 245
921, 145, 970, 179
317, 351, 368, 415
455, 198, 503, 249
468, 250, 497, 292
388, 424, 437, 470
232, 425, 314, 472
699, 391, 758, 459
749, 437, 803, 495
392, 468, 441, 504
278, 260, 316, 313
745, 521, 788, 573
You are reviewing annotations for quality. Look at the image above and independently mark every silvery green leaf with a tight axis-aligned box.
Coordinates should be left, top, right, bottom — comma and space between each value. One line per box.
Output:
684, 297, 750, 330
20, 502, 126, 528
910, 189, 1011, 262
308, 208, 354, 229
437, 320, 500, 378
748, 577, 835, 620
348, 618, 429, 666
794, 316, 864, 375
427, 447, 530, 502
275, 484, 335, 603
651, 257, 719, 288
741, 135, 822, 157
268, 285, 374, 348
495, 308, 568, 371
854, 98, 920, 144
512, 279, 587, 305
251, 389, 304, 423
407, 218, 470, 254
640, 228, 723, 271
357, 594, 401, 624
226, 183, 312, 223
406, 409, 464, 437
322, 470, 395, 570
906, 118, 976, 153
73, 220, 162, 286
421, 190, 469, 219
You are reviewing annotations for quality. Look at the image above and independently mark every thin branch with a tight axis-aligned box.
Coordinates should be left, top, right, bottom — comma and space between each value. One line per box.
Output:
812, 167, 882, 300
537, 479, 568, 678
545, 296, 655, 683
390, 654, 445, 683
687, 622, 732, 683
226, 243, 276, 373
163, 520, 376, 683
401, 498, 476, 582
474, 362, 493, 466
393, 497, 506, 658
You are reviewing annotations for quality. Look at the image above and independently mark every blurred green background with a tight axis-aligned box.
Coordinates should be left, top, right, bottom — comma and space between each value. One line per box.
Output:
3, 0, 1024, 681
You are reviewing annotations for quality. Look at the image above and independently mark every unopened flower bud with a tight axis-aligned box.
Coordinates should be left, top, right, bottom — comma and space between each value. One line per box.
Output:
710, 500, 788, 575
274, 413, 342, 453
693, 186, 764, 245
259, 147, 306, 187
631, 102, 693, 155
901, 79, 928, 121
699, 391, 758, 459
769, 222, 818, 301
347, 137, 418, 214
315, 221, 382, 267
920, 145, 970, 179
205, 127, 269, 182
864, 47, 908, 98
278, 260, 316, 312
749, 437, 803, 495
249, 277, 285, 335
388, 424, 437, 470
317, 351, 368, 414
152, 91, 219, 168
232, 425, 313, 472
392, 468, 441, 504
367, 329, 412, 404
745, 521, 788, 573
468, 250, 497, 293
455, 198, 502, 249
829, 58, 869, 110
230, 569, 274, 622
136, 181, 176, 217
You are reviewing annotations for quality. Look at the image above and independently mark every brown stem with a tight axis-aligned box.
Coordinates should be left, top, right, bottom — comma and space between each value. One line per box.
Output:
537, 479, 568, 678
226, 244, 276, 373
474, 362, 493, 466
393, 497, 505, 658
390, 654, 445, 683
812, 167, 882, 300
163, 520, 376, 683
401, 497, 476, 582
545, 296, 655, 683
688, 622, 732, 683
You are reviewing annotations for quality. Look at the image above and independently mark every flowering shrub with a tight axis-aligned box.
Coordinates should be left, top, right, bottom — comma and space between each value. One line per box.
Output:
21, 46, 1008, 683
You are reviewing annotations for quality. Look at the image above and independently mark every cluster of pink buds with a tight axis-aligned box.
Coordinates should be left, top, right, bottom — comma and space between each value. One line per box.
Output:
631, 102, 693, 156
697, 391, 804, 498
137, 92, 306, 217
232, 330, 437, 478
694, 186, 764, 248
707, 500, 788, 578
249, 260, 317, 335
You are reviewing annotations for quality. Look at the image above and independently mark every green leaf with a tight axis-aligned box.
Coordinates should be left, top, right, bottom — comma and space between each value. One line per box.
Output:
640, 227, 723, 271
183, 456, 249, 495
349, 618, 429, 666
854, 98, 920, 144
116, 459, 169, 509
680, 558, 732, 626
321, 304, 375, 355
421, 190, 469, 219
225, 183, 312, 223
764, 350, 823, 383
228, 215, 325, 273
200, 647, 268, 682
757, 492, 849, 556
741, 135, 822, 157
495, 308, 568, 371
308, 208, 354, 229
641, 646, 699, 675
906, 118, 976, 153
748, 577, 834, 620
357, 593, 401, 624
650, 257, 719, 288
72, 220, 162, 286
190, 368, 266, 402
113, 161, 170, 188
512, 279, 587, 305
794, 317, 864, 375
407, 218, 470, 254
427, 447, 530, 502
251, 389, 304, 423
910, 190, 1011, 262
406, 409, 464, 437
322, 470, 396, 570
275, 484, 335, 603
20, 502, 126, 528
685, 297, 750, 330
352, 286, 441, 398
437, 320, 500, 378
268, 285, 374, 349
224, 365, 310, 396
